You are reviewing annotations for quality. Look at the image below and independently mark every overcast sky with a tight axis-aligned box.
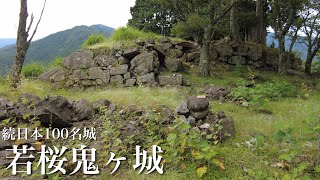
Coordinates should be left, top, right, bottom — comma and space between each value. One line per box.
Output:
0, 0, 136, 40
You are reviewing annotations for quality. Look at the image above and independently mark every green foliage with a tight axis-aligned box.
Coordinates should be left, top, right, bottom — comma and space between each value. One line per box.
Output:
82, 34, 106, 48
50, 57, 64, 68
311, 60, 320, 74
230, 79, 298, 106
22, 62, 46, 78
110, 27, 161, 41
171, 14, 210, 41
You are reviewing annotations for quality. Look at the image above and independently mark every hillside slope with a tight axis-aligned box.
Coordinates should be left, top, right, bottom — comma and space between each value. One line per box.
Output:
0, 24, 114, 74
0, 38, 15, 48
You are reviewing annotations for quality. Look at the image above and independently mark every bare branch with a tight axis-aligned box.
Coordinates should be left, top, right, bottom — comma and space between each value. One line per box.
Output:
27, 0, 46, 46
26, 13, 34, 35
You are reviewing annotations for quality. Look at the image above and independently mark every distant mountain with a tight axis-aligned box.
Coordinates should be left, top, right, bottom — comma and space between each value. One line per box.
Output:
266, 32, 312, 61
0, 24, 114, 75
0, 38, 16, 48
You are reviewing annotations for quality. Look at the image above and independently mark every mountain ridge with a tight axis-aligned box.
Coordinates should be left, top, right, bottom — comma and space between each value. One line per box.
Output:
0, 24, 114, 74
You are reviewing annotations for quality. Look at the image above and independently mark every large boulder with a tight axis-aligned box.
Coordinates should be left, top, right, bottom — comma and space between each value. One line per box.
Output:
63, 49, 94, 69
88, 67, 110, 84
94, 55, 118, 67
130, 52, 159, 75
214, 43, 234, 57
110, 65, 129, 76
248, 45, 263, 61
73, 99, 94, 121
228, 56, 246, 65
0, 98, 13, 121
123, 47, 140, 59
137, 73, 155, 84
187, 96, 210, 119
110, 75, 124, 87
158, 74, 183, 86
164, 57, 182, 72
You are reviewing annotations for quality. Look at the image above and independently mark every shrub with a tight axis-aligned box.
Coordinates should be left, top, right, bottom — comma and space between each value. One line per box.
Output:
50, 57, 64, 68
311, 61, 320, 74
22, 62, 46, 78
82, 34, 106, 48
230, 79, 298, 106
111, 26, 160, 41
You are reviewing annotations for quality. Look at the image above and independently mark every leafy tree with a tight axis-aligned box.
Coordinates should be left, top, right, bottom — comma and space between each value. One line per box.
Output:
300, 0, 320, 75
268, 0, 304, 74
128, 0, 178, 36
166, 0, 236, 76
10, 0, 46, 88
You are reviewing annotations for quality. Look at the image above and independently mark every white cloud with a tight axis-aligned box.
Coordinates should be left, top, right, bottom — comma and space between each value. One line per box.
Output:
0, 0, 136, 39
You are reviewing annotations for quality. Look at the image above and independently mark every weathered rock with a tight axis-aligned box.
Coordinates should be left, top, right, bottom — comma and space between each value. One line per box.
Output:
124, 72, 131, 80
39, 67, 62, 81
166, 49, 184, 58
158, 74, 183, 86
130, 52, 158, 75
176, 102, 190, 117
63, 49, 93, 69
179, 41, 199, 50
216, 118, 236, 141
137, 73, 155, 84
17, 93, 41, 105
162, 43, 173, 51
123, 47, 140, 59
135, 39, 145, 46
248, 45, 263, 61
73, 99, 94, 121
110, 65, 128, 75
125, 79, 137, 87
192, 109, 210, 119
214, 43, 234, 57
110, 75, 124, 86
0, 150, 12, 167
237, 45, 249, 56
202, 86, 229, 101
69, 69, 88, 81
92, 99, 111, 111
187, 51, 200, 62
187, 116, 196, 125
118, 57, 129, 65
88, 67, 110, 84
95, 55, 118, 67
0, 99, 13, 121
175, 45, 183, 50
165, 57, 182, 72
187, 96, 210, 112
160, 37, 171, 43
228, 56, 246, 65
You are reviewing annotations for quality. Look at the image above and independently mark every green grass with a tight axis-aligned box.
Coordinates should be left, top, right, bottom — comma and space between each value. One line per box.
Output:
0, 68, 319, 179
88, 26, 184, 50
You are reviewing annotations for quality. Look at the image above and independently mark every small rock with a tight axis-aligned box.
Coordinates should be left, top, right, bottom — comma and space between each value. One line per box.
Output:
176, 102, 190, 117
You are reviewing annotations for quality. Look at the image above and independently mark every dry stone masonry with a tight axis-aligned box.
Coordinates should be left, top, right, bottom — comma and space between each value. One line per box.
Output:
39, 38, 303, 88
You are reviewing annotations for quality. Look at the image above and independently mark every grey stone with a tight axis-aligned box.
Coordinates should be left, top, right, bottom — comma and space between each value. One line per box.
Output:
110, 65, 128, 75
166, 49, 184, 58
88, 67, 109, 83
130, 52, 157, 75
192, 109, 210, 119
39, 68, 61, 81
237, 45, 249, 56
137, 73, 155, 84
165, 57, 182, 72
135, 39, 145, 46
216, 118, 236, 141
92, 99, 111, 111
160, 37, 171, 43
73, 99, 94, 121
50, 69, 65, 82
110, 75, 124, 86
95, 55, 118, 67
202, 86, 229, 101
158, 74, 183, 86
162, 43, 173, 51
187, 51, 200, 62
69, 69, 88, 81
175, 45, 183, 50
176, 102, 190, 117
187, 96, 210, 112
124, 72, 131, 80
248, 45, 263, 61
125, 79, 136, 87
187, 116, 196, 125
123, 47, 140, 59
228, 56, 246, 65
62, 49, 93, 69
118, 57, 129, 65
214, 43, 234, 57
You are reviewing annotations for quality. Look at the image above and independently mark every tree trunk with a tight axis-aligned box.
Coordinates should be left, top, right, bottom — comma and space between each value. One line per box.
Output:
230, 0, 241, 43
254, 0, 266, 44
278, 35, 287, 74
199, 25, 213, 76
10, 0, 29, 88
305, 54, 313, 76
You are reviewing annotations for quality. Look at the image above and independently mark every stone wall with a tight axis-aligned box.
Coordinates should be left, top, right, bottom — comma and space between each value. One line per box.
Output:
39, 38, 302, 88
40, 38, 195, 88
